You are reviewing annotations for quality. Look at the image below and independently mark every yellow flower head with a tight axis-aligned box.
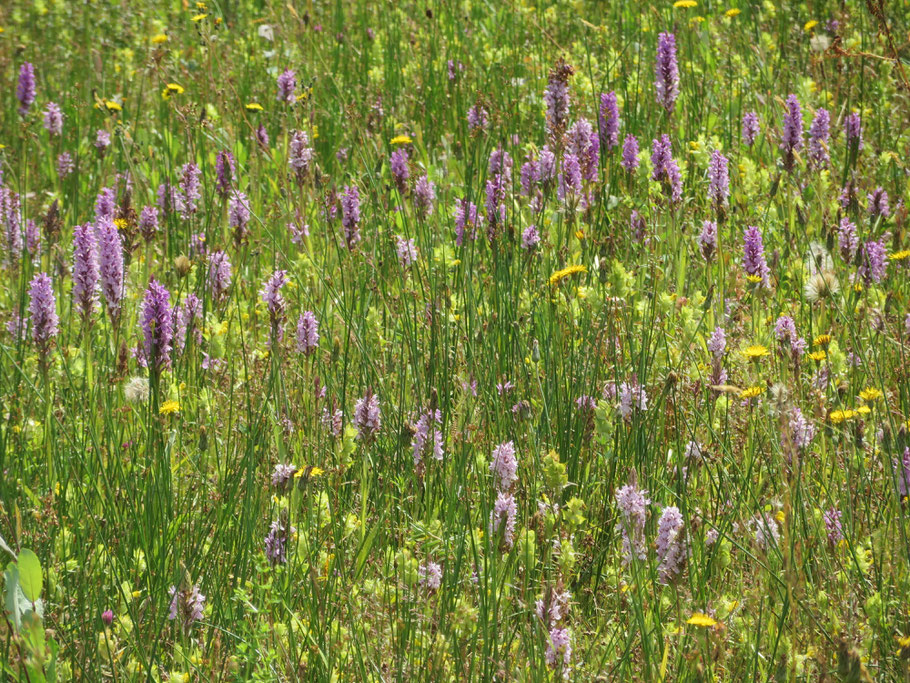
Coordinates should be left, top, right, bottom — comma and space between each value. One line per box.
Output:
162, 83, 185, 100
673, 0, 697, 7
740, 386, 764, 399
549, 265, 587, 286
889, 250, 910, 262
743, 345, 769, 360
390, 135, 413, 145
812, 334, 831, 347
804, 20, 818, 32
245, 102, 264, 112
808, 350, 826, 362
113, 218, 128, 230
858, 388, 883, 402
687, 613, 718, 627
104, 100, 122, 112
725, 8, 741, 17
745, 274, 764, 284
159, 400, 181, 416
151, 34, 168, 44
829, 409, 855, 425
192, 14, 208, 22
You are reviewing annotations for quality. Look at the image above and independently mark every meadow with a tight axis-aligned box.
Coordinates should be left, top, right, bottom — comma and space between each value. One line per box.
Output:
1, 0, 910, 679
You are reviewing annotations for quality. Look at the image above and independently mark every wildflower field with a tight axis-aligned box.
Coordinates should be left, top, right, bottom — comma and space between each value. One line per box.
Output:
2, 0, 910, 679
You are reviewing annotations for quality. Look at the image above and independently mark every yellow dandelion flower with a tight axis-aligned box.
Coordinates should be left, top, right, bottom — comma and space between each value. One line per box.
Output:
804, 20, 818, 32
166, 83, 185, 94
855, 405, 871, 415
104, 100, 122, 112
159, 400, 181, 416
740, 386, 764, 399
574, 230, 585, 240
245, 102, 264, 111
859, 388, 883, 402
549, 264, 587, 286
743, 345, 769, 359
829, 409, 855, 425
812, 334, 831, 347
889, 250, 910, 262
390, 134, 413, 145
191, 13, 208, 22
745, 274, 764, 284
808, 350, 826, 362
725, 8, 741, 17
673, 0, 697, 8
151, 34, 168, 44
113, 218, 128, 230
686, 613, 718, 627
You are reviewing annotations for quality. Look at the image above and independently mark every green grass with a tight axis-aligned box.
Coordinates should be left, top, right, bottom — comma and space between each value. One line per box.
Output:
1, 0, 910, 680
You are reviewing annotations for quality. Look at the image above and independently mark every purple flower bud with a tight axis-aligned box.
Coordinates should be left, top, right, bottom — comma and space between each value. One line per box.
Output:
521, 224, 540, 250
207, 250, 231, 303
598, 91, 620, 150
101, 610, 114, 626
214, 150, 235, 197
390, 148, 409, 190
838, 218, 858, 262
743, 225, 771, 287
24, 220, 39, 258
295, 311, 319, 355
138, 205, 159, 241
656, 505, 686, 583
489, 491, 517, 550
741, 111, 760, 146
566, 119, 599, 181
353, 389, 381, 439
97, 222, 124, 324
780, 94, 803, 172
341, 185, 361, 250
655, 32, 680, 113
650, 135, 682, 203
844, 112, 863, 151
490, 441, 518, 491
95, 187, 116, 224
179, 163, 202, 217
94, 129, 111, 153
544, 59, 573, 140
254, 124, 270, 151
707, 150, 729, 209
413, 174, 436, 218
277, 68, 297, 103
260, 270, 289, 337
867, 187, 890, 220
808, 108, 830, 169
698, 220, 717, 261
72, 223, 98, 320
139, 278, 174, 372
56, 152, 74, 178
28, 272, 58, 356
615, 482, 649, 564
43, 102, 63, 136
859, 237, 887, 284
454, 199, 479, 247
288, 130, 313, 184
16, 63, 36, 116
467, 104, 488, 132
228, 190, 251, 241
621, 134, 640, 173
823, 508, 843, 544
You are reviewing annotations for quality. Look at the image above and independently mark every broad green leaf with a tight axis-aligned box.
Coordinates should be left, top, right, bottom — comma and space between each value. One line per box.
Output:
17, 549, 42, 603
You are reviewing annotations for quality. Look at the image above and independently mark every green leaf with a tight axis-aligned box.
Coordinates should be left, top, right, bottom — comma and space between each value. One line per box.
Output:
17, 549, 43, 603
4, 563, 21, 630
